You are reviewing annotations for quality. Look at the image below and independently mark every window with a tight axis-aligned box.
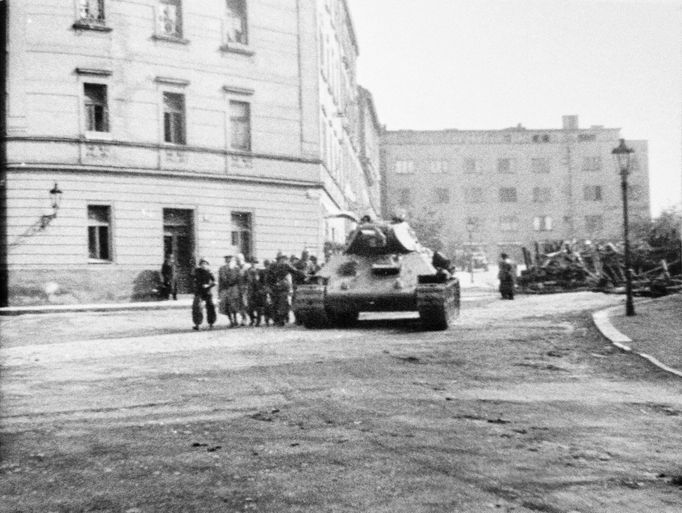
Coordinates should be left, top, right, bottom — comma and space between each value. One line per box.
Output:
533, 215, 553, 232
499, 187, 517, 203
163, 92, 186, 144
230, 101, 251, 151
497, 158, 513, 173
499, 216, 519, 232
231, 212, 252, 258
226, 0, 248, 44
88, 205, 111, 261
582, 157, 601, 171
583, 185, 602, 201
84, 83, 109, 132
434, 188, 450, 204
77, 0, 105, 25
532, 134, 550, 143
395, 160, 414, 174
585, 215, 604, 233
578, 133, 596, 142
397, 188, 412, 206
531, 158, 550, 173
464, 187, 484, 203
464, 158, 478, 174
429, 160, 448, 174
532, 187, 551, 203
157, 0, 183, 38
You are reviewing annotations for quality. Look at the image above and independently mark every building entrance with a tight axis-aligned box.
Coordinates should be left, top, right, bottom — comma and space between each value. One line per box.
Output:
163, 209, 194, 294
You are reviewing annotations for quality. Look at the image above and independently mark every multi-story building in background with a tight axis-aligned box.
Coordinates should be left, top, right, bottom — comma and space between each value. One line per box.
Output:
381, 116, 650, 261
356, 86, 382, 215
0, 0, 379, 305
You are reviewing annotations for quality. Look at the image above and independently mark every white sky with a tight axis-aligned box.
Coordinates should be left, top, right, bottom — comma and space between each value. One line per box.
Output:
347, 0, 682, 215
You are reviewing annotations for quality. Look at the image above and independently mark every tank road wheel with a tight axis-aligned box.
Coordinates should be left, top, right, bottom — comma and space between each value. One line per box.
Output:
416, 280, 460, 331
293, 285, 329, 329
300, 309, 330, 328
327, 309, 359, 328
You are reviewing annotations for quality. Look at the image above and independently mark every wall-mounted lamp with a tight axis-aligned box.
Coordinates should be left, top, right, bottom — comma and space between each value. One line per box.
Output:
40, 183, 63, 229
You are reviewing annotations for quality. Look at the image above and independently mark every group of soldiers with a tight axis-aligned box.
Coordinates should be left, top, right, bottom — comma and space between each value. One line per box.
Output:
190, 250, 321, 330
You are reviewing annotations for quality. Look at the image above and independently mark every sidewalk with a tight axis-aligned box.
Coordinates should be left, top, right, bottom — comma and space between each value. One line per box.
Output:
594, 293, 682, 377
0, 276, 496, 315
0, 296, 194, 316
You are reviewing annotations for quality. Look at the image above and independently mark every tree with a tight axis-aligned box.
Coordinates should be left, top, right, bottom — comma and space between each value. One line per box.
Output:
406, 207, 448, 252
631, 207, 682, 274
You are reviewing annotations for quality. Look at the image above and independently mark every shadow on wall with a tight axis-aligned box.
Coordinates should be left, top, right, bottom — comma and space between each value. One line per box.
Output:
131, 270, 164, 302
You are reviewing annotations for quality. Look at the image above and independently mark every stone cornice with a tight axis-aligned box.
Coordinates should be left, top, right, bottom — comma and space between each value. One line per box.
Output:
5, 163, 323, 189
4, 136, 321, 165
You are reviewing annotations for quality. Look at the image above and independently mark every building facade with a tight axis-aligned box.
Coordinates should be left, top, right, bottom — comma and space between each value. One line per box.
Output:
0, 0, 379, 305
381, 116, 650, 261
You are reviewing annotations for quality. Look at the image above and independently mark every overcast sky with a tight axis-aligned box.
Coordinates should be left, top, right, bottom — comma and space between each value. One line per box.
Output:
346, 0, 682, 215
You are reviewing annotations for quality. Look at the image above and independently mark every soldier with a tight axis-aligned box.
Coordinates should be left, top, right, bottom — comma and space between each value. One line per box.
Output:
235, 253, 251, 326
220, 255, 242, 327
245, 258, 268, 326
498, 253, 516, 300
218, 255, 236, 326
160, 254, 177, 300
192, 258, 216, 330
261, 259, 274, 325
269, 252, 294, 326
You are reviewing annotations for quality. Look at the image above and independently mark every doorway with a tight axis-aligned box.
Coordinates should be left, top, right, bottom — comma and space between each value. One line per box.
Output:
163, 209, 194, 294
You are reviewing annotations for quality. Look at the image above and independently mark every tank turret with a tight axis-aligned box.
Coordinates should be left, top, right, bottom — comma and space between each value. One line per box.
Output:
293, 217, 460, 330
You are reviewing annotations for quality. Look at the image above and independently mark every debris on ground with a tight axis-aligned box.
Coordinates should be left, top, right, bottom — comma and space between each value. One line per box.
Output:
517, 240, 682, 297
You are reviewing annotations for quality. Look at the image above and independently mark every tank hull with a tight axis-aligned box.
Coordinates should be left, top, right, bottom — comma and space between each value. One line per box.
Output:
293, 277, 460, 330
293, 219, 461, 330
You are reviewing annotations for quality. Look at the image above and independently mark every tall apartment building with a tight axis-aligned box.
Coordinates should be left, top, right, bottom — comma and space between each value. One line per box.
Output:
381, 116, 650, 261
0, 0, 379, 305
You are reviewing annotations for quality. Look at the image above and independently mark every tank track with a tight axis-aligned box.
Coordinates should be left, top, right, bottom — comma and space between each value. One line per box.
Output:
416, 278, 460, 330
293, 284, 329, 328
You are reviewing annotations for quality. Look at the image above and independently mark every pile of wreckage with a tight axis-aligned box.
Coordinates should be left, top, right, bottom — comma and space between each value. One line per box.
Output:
517, 240, 682, 297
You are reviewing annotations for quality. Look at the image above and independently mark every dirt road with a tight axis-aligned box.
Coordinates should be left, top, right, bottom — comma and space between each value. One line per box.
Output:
1, 292, 681, 512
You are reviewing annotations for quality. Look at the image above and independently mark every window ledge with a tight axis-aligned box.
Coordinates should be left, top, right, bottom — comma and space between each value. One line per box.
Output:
219, 43, 254, 56
88, 259, 113, 265
84, 131, 113, 141
152, 34, 190, 45
73, 21, 112, 32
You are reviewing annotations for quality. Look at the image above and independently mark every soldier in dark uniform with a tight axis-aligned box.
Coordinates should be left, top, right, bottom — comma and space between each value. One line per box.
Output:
245, 259, 268, 326
269, 252, 294, 326
192, 258, 216, 330
498, 253, 516, 300
160, 254, 178, 300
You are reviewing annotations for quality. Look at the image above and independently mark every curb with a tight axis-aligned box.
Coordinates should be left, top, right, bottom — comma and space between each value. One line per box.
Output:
0, 300, 192, 316
592, 305, 682, 378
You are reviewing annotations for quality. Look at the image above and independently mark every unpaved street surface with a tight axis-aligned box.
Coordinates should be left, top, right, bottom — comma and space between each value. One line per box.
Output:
1, 292, 681, 512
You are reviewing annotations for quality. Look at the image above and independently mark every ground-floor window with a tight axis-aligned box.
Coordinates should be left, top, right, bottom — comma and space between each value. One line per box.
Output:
88, 205, 111, 261
231, 211, 252, 258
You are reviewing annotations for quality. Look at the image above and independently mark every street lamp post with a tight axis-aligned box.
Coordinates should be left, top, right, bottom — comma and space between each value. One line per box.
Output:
465, 219, 475, 284
612, 139, 635, 316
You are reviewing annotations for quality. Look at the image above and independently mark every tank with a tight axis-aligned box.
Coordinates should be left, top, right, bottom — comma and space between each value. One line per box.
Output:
293, 218, 460, 330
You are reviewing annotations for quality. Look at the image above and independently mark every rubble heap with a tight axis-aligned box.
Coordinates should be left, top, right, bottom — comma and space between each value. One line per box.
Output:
517, 241, 682, 297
